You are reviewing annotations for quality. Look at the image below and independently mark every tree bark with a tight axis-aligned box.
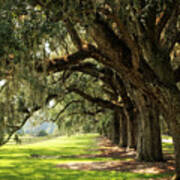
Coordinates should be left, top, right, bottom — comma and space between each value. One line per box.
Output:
124, 104, 138, 149
0, 121, 5, 146
119, 111, 128, 147
135, 92, 163, 162
168, 94, 180, 180
127, 110, 138, 149
171, 119, 180, 180
109, 110, 121, 145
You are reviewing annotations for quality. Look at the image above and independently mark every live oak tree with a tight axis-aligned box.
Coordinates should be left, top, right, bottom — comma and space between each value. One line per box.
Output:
56, 62, 138, 149
0, 0, 180, 179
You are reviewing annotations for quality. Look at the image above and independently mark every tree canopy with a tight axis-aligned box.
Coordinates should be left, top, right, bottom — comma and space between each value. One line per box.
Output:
0, 0, 180, 179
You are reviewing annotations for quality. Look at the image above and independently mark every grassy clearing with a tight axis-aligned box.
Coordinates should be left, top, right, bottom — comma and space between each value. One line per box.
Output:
0, 134, 174, 180
162, 135, 174, 154
162, 135, 172, 141
7, 134, 59, 145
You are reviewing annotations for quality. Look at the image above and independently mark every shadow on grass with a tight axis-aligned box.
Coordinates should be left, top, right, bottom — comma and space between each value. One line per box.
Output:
0, 134, 174, 180
0, 160, 173, 180
162, 142, 174, 154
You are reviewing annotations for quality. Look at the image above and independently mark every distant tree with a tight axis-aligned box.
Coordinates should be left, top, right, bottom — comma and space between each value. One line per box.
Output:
37, 130, 48, 137
14, 134, 21, 144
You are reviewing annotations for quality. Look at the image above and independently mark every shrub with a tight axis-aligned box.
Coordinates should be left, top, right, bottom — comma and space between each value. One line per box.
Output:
37, 130, 48, 137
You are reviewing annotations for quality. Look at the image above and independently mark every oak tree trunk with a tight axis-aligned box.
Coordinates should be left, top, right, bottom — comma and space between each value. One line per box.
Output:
119, 111, 128, 147
125, 107, 137, 149
171, 120, 180, 180
136, 93, 163, 162
110, 110, 120, 145
168, 95, 180, 180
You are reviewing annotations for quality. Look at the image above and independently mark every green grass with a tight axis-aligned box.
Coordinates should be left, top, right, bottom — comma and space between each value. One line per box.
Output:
162, 135, 172, 141
7, 134, 59, 145
162, 142, 174, 154
0, 134, 173, 180
162, 135, 174, 154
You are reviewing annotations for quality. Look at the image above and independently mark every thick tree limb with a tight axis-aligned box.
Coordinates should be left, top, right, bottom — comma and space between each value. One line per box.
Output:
70, 60, 168, 106
37, 44, 108, 74
37, 49, 91, 73
156, 2, 175, 41
101, 8, 140, 70
56, 108, 104, 123
70, 63, 113, 84
169, 31, 180, 53
90, 14, 155, 92
68, 87, 122, 110
160, 3, 180, 51
70, 62, 122, 96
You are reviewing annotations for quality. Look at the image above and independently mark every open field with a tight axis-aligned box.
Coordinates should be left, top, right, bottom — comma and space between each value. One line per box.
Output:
0, 134, 174, 180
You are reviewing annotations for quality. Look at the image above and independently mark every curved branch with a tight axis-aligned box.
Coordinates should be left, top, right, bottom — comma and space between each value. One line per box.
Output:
68, 87, 122, 110
156, 0, 179, 42
37, 49, 91, 73
53, 100, 82, 122
99, 7, 139, 69
37, 44, 107, 74
0, 105, 40, 146
70, 62, 119, 94
160, 3, 180, 51
0, 92, 61, 146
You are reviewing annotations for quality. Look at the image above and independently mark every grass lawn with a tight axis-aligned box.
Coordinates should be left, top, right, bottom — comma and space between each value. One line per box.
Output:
0, 134, 174, 180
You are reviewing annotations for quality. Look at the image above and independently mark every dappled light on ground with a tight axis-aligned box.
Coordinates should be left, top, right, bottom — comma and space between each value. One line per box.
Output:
0, 134, 174, 179
56, 137, 174, 176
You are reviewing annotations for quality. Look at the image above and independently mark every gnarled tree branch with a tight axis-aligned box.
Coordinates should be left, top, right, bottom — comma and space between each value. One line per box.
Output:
68, 87, 122, 110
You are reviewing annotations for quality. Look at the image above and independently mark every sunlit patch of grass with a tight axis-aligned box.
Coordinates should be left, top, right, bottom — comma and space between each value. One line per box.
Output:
0, 134, 173, 180
162, 135, 174, 154
162, 135, 172, 141
162, 142, 174, 154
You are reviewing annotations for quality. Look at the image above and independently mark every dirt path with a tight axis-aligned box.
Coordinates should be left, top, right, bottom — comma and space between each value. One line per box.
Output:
56, 137, 174, 175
